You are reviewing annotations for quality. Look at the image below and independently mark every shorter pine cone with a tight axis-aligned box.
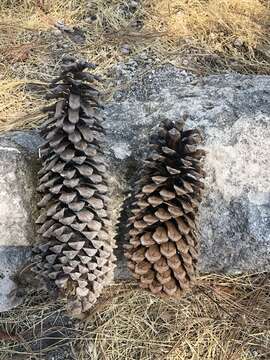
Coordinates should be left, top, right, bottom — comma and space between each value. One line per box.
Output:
124, 119, 205, 298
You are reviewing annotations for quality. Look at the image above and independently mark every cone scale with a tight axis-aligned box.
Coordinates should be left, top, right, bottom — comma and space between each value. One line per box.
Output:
33, 57, 116, 317
124, 119, 205, 298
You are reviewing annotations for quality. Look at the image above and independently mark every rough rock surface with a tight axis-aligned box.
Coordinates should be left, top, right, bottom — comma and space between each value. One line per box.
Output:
0, 65, 270, 311
0, 137, 38, 311
105, 65, 270, 276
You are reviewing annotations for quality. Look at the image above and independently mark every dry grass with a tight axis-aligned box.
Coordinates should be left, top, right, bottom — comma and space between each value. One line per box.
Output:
0, 273, 269, 359
150, 0, 270, 54
1, 0, 270, 132
148, 0, 270, 72
0, 0, 149, 129
0, 80, 47, 131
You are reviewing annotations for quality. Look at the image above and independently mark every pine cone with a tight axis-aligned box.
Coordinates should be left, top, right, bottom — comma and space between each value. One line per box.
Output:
32, 57, 116, 317
124, 119, 205, 298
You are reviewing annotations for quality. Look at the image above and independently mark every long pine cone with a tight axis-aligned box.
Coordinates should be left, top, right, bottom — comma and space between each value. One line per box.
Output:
33, 57, 116, 317
124, 119, 205, 298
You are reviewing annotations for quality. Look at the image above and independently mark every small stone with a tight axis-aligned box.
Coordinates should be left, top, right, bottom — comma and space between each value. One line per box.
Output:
121, 44, 131, 54
140, 52, 147, 59
74, 322, 80, 330
111, 142, 131, 160
52, 29, 62, 36
234, 37, 244, 47
129, 1, 138, 8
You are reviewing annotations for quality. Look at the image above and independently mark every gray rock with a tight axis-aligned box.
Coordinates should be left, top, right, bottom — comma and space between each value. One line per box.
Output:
0, 130, 43, 155
0, 138, 38, 311
105, 65, 270, 275
1, 65, 270, 311
0, 247, 31, 312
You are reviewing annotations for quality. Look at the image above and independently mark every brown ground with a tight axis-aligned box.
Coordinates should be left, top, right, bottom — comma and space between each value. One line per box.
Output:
0, 274, 270, 359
